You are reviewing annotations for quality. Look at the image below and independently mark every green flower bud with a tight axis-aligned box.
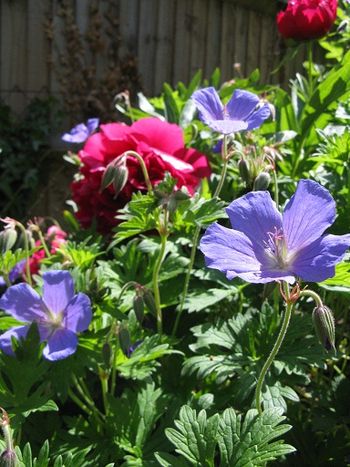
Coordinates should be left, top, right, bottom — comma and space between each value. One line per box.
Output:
253, 171, 271, 191
0, 449, 17, 467
143, 288, 157, 316
238, 159, 250, 184
102, 342, 112, 367
118, 325, 131, 357
133, 294, 144, 323
100, 157, 129, 197
312, 305, 336, 352
0, 229, 17, 253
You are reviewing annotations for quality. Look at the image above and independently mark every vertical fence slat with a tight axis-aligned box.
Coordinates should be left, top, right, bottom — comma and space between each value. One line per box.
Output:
173, 0, 192, 85
137, 0, 159, 95
189, 0, 208, 80
1, 0, 27, 112
119, 0, 139, 58
220, 1, 236, 81
154, 0, 176, 91
204, 0, 222, 80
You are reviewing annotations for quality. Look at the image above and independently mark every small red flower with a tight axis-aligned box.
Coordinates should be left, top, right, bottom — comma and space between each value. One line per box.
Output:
277, 0, 338, 41
71, 118, 211, 233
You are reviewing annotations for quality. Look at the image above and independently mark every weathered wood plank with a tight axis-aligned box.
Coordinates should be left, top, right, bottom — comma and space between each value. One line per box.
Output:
137, 0, 159, 95
189, 0, 208, 80
154, 0, 176, 91
205, 0, 222, 80
1, 0, 27, 112
118, 0, 139, 58
172, 0, 193, 85
220, 1, 236, 81
246, 9, 261, 78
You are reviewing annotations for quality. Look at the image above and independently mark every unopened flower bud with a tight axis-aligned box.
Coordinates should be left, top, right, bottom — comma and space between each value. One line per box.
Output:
312, 305, 336, 352
100, 157, 129, 197
118, 325, 131, 357
0, 449, 17, 467
143, 288, 157, 316
0, 229, 17, 253
133, 294, 144, 323
253, 172, 271, 191
238, 159, 251, 184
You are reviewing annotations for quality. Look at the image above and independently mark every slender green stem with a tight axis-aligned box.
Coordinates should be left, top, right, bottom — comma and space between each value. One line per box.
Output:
307, 41, 314, 94
299, 289, 323, 307
272, 169, 279, 210
99, 368, 110, 416
37, 229, 51, 257
123, 150, 153, 193
117, 281, 138, 304
68, 388, 93, 417
15, 222, 32, 286
153, 232, 168, 334
172, 136, 230, 336
255, 283, 294, 414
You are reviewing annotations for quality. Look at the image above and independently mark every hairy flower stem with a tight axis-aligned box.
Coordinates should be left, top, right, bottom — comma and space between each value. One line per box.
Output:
123, 150, 153, 193
37, 229, 51, 257
272, 169, 280, 210
153, 232, 168, 335
99, 368, 110, 416
172, 136, 229, 336
255, 282, 294, 414
299, 289, 323, 307
15, 222, 32, 286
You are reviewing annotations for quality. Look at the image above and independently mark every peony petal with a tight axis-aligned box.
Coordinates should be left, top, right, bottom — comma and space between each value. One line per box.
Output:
0, 325, 29, 356
226, 191, 283, 247
226, 89, 260, 121
42, 271, 75, 314
0, 284, 45, 322
131, 118, 184, 153
64, 293, 92, 333
42, 329, 78, 361
283, 179, 336, 253
291, 233, 350, 282
192, 87, 223, 125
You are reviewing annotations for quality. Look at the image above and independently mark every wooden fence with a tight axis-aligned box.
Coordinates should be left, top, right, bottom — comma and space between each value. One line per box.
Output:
0, 0, 315, 116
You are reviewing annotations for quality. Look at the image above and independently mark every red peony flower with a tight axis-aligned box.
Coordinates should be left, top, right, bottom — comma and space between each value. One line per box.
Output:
277, 0, 338, 41
71, 118, 211, 233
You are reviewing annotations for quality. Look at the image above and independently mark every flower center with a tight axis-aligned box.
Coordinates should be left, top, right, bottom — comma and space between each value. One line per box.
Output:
264, 227, 289, 269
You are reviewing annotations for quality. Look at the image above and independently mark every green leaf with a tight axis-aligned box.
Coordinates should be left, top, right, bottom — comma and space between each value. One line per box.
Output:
163, 83, 180, 123
217, 408, 295, 466
154, 452, 189, 466
165, 406, 219, 466
319, 261, 350, 292
183, 287, 238, 313
301, 50, 350, 146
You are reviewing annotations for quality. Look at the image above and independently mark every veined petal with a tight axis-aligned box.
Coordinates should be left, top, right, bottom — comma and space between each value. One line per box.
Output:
226, 89, 260, 121
64, 293, 92, 333
234, 270, 295, 284
246, 103, 271, 130
199, 223, 262, 277
43, 329, 78, 361
0, 325, 29, 356
226, 191, 283, 247
42, 271, 75, 314
209, 119, 248, 134
192, 87, 223, 124
283, 179, 336, 252
291, 233, 350, 282
0, 284, 45, 322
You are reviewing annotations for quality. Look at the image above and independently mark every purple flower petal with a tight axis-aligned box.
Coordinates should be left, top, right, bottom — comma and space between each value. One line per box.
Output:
42, 329, 78, 361
246, 103, 271, 130
226, 191, 283, 247
209, 120, 248, 134
86, 118, 99, 134
62, 123, 89, 143
192, 87, 223, 124
8, 260, 25, 283
200, 223, 262, 277
291, 234, 350, 282
0, 284, 45, 322
283, 179, 336, 253
42, 271, 74, 314
0, 325, 29, 356
226, 89, 260, 121
64, 293, 92, 333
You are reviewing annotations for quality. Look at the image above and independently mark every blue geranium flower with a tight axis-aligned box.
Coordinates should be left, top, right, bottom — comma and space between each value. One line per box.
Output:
0, 270, 92, 361
200, 179, 350, 283
191, 87, 271, 134
62, 118, 99, 143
